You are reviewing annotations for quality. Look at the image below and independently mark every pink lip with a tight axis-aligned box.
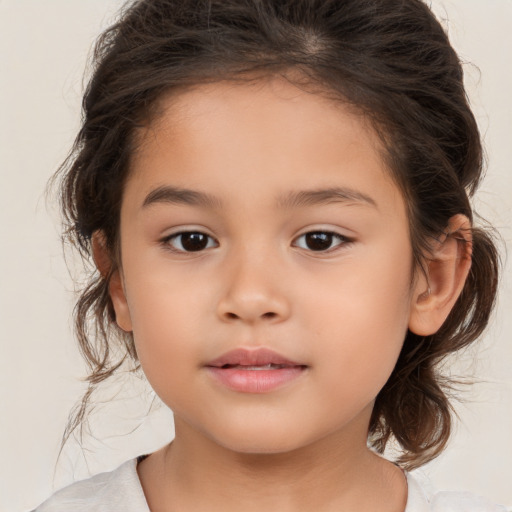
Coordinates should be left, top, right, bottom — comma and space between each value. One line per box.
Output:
207, 348, 303, 367
205, 348, 307, 393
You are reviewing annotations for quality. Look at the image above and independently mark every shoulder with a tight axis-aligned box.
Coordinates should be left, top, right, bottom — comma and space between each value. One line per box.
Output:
405, 472, 508, 512
32, 458, 150, 512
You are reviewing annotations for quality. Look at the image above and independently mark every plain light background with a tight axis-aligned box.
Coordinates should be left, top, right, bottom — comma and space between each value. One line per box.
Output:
1, 1, 511, 511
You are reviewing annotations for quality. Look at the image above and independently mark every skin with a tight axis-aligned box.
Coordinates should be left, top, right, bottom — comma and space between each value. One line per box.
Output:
95, 75, 472, 512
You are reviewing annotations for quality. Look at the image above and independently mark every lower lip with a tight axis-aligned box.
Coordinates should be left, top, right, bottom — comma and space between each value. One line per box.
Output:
206, 366, 306, 393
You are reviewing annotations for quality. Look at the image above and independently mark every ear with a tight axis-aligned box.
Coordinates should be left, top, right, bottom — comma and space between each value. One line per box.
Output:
91, 231, 133, 332
408, 214, 472, 336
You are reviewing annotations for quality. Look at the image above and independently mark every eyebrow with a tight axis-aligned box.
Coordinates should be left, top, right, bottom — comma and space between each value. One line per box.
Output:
142, 185, 377, 210
142, 186, 223, 209
277, 187, 378, 210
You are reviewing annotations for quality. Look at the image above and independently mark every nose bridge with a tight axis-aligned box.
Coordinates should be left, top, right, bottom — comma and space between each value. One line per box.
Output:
217, 239, 290, 324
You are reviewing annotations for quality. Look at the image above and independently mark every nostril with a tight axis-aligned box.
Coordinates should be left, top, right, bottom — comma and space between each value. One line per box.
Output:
224, 311, 276, 320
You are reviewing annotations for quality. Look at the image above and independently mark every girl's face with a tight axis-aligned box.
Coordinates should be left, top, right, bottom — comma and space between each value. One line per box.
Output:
111, 76, 423, 454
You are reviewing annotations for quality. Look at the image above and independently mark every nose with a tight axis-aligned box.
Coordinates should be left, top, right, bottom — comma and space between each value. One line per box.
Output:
216, 249, 291, 325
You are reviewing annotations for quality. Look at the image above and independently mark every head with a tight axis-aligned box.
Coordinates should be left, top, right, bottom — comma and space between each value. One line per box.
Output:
59, 0, 499, 469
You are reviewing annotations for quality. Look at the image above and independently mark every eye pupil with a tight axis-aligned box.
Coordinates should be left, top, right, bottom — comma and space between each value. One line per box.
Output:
181, 232, 209, 251
171, 231, 341, 253
305, 232, 333, 251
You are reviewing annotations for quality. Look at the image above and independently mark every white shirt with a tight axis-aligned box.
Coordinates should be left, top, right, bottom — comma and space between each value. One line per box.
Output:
33, 457, 507, 512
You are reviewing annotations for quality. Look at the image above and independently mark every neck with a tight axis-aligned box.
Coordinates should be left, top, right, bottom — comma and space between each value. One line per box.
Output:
138, 416, 407, 512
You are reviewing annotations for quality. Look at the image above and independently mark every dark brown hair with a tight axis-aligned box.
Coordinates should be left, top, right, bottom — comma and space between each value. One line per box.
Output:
57, 0, 499, 469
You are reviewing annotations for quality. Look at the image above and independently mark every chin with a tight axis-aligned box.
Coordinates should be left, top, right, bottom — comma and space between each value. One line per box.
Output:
206, 422, 318, 456
219, 438, 307, 456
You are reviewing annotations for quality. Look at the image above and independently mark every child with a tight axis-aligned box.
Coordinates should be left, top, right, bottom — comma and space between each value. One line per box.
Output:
33, 0, 506, 510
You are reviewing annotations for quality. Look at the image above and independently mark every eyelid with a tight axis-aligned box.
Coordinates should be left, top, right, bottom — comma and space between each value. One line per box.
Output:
160, 228, 219, 253
292, 229, 354, 253
158, 226, 354, 254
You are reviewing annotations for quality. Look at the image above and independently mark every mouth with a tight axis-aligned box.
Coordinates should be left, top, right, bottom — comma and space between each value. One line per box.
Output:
206, 347, 306, 368
205, 348, 308, 393
216, 363, 296, 370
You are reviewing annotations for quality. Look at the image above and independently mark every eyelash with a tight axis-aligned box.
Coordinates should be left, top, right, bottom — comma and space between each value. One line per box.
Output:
160, 230, 353, 254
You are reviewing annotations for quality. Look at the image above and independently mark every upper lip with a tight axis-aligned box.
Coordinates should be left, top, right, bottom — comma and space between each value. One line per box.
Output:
206, 348, 306, 368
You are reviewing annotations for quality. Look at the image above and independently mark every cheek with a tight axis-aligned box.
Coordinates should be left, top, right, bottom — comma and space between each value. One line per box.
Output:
122, 265, 208, 392
301, 247, 413, 395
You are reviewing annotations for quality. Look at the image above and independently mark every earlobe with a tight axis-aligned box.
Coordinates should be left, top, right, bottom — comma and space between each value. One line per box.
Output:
108, 270, 133, 332
91, 231, 133, 332
409, 214, 472, 336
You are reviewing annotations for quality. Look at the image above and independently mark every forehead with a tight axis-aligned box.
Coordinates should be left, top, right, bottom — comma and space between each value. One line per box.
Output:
126, 76, 404, 217
132, 75, 381, 164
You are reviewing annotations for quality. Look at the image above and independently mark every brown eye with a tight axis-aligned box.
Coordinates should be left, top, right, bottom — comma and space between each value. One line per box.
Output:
165, 232, 217, 252
294, 231, 349, 252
